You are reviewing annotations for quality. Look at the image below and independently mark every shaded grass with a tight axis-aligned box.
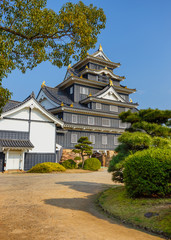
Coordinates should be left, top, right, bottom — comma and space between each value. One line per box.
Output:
98, 186, 171, 238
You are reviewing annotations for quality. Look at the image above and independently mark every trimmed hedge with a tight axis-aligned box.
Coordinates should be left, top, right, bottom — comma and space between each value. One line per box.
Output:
28, 162, 66, 173
123, 148, 171, 198
83, 158, 101, 171
74, 156, 81, 160
61, 159, 77, 169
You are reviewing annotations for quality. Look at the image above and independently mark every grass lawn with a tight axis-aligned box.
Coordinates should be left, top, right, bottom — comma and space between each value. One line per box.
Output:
98, 186, 171, 239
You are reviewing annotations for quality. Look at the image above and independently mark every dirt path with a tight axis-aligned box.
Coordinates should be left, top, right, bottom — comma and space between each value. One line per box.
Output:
0, 170, 163, 240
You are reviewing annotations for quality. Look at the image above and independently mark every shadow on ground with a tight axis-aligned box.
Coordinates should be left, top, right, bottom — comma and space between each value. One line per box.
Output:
55, 181, 114, 194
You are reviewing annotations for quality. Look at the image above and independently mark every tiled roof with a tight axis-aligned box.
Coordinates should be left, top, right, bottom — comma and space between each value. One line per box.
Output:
42, 86, 88, 110
0, 139, 34, 148
2, 100, 21, 112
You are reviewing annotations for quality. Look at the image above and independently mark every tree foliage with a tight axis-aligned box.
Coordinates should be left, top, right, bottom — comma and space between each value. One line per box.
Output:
124, 148, 171, 198
72, 136, 93, 167
108, 109, 171, 183
0, 0, 106, 110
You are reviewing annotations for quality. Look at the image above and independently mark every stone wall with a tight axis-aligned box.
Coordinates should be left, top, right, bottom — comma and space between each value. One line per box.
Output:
60, 148, 116, 167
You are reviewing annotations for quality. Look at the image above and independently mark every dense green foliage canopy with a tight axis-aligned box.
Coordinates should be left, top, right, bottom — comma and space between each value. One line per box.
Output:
61, 159, 77, 169
83, 158, 101, 171
124, 148, 171, 197
108, 109, 171, 184
0, 0, 106, 112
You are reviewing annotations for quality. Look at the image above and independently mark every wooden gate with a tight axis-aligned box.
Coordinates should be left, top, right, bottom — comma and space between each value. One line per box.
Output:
0, 152, 5, 172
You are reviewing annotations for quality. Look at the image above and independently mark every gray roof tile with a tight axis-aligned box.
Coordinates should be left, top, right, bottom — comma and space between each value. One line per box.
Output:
0, 139, 34, 148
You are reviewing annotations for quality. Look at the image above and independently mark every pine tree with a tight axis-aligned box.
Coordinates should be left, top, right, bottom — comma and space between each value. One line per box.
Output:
72, 137, 93, 168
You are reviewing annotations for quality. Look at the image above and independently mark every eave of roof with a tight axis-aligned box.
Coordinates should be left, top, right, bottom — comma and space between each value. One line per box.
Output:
56, 76, 136, 94
0, 139, 34, 149
50, 106, 121, 118
79, 68, 125, 81
72, 55, 120, 70
80, 96, 138, 107
63, 123, 125, 134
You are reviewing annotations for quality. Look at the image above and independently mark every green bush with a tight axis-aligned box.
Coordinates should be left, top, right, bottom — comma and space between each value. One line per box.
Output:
28, 162, 66, 173
78, 162, 82, 168
61, 159, 77, 169
123, 148, 171, 198
119, 132, 152, 151
74, 156, 81, 160
83, 158, 101, 171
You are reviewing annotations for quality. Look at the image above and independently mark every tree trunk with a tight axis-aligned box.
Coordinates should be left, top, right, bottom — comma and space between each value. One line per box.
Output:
81, 154, 84, 168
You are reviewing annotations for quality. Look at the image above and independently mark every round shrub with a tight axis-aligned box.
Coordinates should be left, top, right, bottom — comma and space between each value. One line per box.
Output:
83, 158, 101, 171
78, 162, 82, 168
74, 156, 81, 160
61, 159, 77, 169
28, 162, 66, 173
123, 148, 171, 198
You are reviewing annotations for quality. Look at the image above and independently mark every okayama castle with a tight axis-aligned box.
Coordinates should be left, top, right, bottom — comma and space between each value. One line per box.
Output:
37, 45, 138, 161
0, 45, 138, 172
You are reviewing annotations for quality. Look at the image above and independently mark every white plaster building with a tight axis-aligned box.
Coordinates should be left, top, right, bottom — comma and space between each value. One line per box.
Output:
0, 93, 63, 171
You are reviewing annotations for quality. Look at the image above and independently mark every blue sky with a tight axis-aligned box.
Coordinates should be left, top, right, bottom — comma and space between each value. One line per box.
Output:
3, 0, 171, 109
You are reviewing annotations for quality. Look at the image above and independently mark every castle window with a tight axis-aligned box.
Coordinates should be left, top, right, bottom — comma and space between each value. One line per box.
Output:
102, 135, 107, 145
70, 86, 73, 94
88, 103, 91, 108
119, 120, 127, 128
80, 87, 88, 95
71, 134, 77, 143
72, 114, 77, 123
96, 103, 101, 109
114, 136, 119, 145
88, 116, 94, 125
110, 105, 118, 112
90, 135, 95, 144
102, 118, 110, 127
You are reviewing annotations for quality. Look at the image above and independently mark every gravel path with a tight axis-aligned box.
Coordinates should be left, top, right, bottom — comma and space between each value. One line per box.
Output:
0, 170, 163, 240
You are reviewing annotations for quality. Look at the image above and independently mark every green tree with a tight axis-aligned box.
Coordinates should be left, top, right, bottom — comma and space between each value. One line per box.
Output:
108, 109, 171, 183
0, 0, 106, 112
72, 137, 93, 168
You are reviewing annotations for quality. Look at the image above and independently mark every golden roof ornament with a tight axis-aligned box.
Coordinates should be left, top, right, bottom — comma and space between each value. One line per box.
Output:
80, 75, 83, 79
130, 98, 133, 103
89, 93, 92, 97
85, 65, 88, 69
99, 43, 103, 51
41, 81, 46, 88
109, 79, 113, 86
67, 64, 71, 69
105, 66, 108, 70
71, 73, 74, 76
61, 102, 64, 107
87, 52, 89, 55
70, 103, 73, 107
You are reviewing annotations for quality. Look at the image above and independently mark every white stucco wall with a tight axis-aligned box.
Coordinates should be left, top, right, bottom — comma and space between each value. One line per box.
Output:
0, 118, 29, 131
30, 121, 55, 153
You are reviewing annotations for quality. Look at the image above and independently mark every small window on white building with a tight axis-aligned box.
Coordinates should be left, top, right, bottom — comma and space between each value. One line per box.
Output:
88, 103, 91, 108
119, 120, 127, 128
125, 108, 129, 112
88, 116, 94, 125
80, 87, 88, 95
102, 118, 110, 127
96, 103, 101, 109
71, 134, 77, 143
114, 136, 119, 145
70, 86, 73, 94
102, 135, 107, 145
72, 114, 77, 123
110, 105, 118, 112
90, 135, 95, 144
